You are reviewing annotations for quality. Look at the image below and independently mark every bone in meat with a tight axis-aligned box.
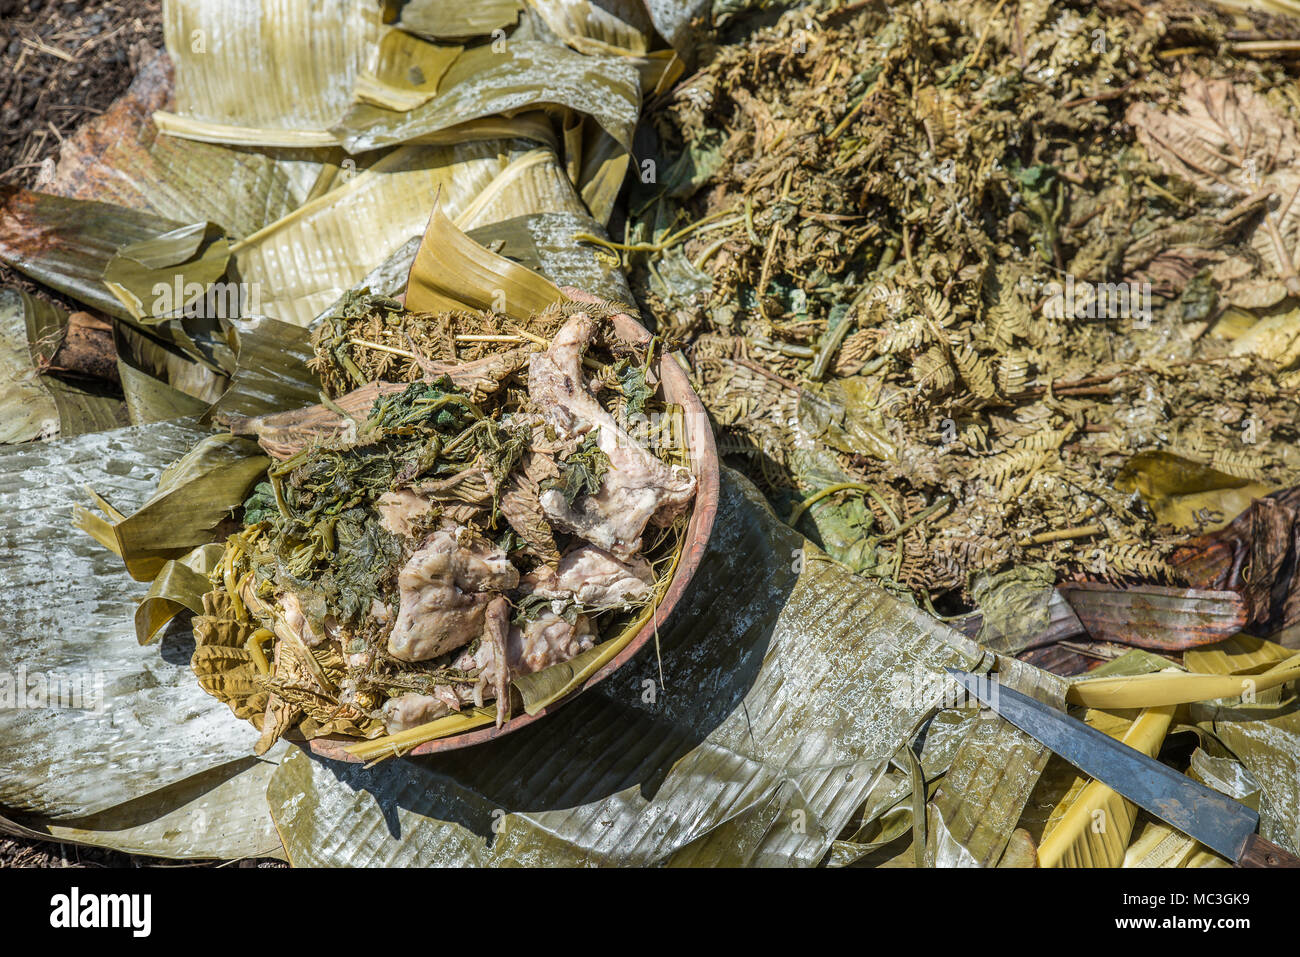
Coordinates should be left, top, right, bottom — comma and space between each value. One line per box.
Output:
527, 313, 695, 558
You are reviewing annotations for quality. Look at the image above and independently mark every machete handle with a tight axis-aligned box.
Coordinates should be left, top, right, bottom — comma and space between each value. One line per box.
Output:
1237, 833, 1300, 868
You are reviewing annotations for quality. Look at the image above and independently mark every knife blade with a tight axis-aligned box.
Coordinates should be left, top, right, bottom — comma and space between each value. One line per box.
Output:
945, 667, 1299, 867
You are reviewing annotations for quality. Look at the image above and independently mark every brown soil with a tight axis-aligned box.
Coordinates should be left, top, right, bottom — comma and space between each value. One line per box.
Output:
0, 0, 163, 314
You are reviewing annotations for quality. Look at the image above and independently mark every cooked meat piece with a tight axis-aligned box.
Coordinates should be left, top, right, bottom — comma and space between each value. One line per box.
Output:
528, 313, 695, 558
280, 590, 324, 647
376, 489, 435, 540
381, 687, 462, 733
511, 611, 596, 675
481, 597, 512, 726
525, 544, 654, 608
449, 608, 596, 715
387, 526, 519, 662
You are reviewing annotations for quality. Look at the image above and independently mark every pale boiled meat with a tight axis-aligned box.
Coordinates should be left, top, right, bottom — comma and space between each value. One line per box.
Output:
528, 313, 695, 559
525, 544, 654, 609
386, 526, 519, 662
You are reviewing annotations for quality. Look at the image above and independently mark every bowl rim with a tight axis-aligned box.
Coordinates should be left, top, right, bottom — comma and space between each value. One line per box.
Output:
305, 302, 720, 762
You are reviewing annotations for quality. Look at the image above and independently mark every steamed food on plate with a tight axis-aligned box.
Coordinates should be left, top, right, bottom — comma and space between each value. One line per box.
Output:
194, 294, 696, 756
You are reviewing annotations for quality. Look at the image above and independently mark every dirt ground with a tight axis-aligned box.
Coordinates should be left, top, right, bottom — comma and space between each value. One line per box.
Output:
0, 0, 162, 309
0, 0, 285, 869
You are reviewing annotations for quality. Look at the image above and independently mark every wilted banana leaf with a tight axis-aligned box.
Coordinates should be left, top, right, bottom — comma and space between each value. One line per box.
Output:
1114, 450, 1273, 531
530, 0, 683, 95
229, 141, 547, 326
135, 542, 225, 646
203, 317, 319, 426
1036, 705, 1174, 868
155, 0, 385, 147
1067, 652, 1300, 708
398, 0, 522, 40
0, 419, 267, 821
0, 291, 61, 445
921, 659, 1065, 867
78, 432, 268, 582
639, 0, 711, 64
1056, 581, 1247, 652
406, 200, 566, 318
354, 27, 462, 112
468, 211, 633, 304
114, 320, 229, 413
17, 746, 288, 862
115, 356, 211, 427
336, 42, 640, 165
1173, 486, 1300, 639
268, 468, 993, 867
48, 53, 335, 242
102, 221, 231, 323
970, 563, 1063, 654
1185, 634, 1298, 676
0, 289, 127, 442
0, 188, 188, 322
1190, 700, 1300, 853
1123, 815, 1231, 868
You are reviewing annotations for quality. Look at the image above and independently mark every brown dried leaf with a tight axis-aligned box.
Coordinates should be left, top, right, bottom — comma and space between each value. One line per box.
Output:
1128, 75, 1300, 307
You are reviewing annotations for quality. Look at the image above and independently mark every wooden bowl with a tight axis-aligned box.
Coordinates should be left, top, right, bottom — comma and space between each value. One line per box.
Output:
306, 296, 719, 760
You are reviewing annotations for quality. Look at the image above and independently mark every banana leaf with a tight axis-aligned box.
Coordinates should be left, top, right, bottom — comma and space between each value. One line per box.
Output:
48, 52, 336, 242
353, 27, 462, 112
115, 358, 211, 427
398, 0, 523, 40
203, 317, 320, 426
135, 542, 226, 646
405, 199, 567, 318
266, 469, 994, 867
76, 432, 268, 582
1067, 653, 1300, 708
639, 0, 711, 64
529, 0, 684, 95
1123, 814, 1231, 868
0, 188, 187, 322
1036, 706, 1175, 868
921, 659, 1065, 867
228, 141, 549, 326
467, 211, 633, 303
336, 42, 640, 164
1190, 699, 1300, 852
0, 418, 267, 821
154, 0, 385, 148
0, 289, 127, 442
0, 292, 62, 445
101, 221, 231, 323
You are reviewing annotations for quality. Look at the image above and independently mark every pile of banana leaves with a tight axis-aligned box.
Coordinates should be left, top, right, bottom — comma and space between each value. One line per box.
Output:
1, 0, 1299, 868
